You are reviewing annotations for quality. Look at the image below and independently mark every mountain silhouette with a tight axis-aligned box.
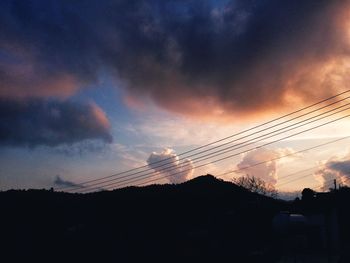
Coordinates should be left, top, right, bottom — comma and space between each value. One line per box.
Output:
1, 175, 350, 262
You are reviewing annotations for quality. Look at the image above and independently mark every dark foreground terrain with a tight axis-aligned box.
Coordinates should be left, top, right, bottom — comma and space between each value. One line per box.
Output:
1, 175, 350, 262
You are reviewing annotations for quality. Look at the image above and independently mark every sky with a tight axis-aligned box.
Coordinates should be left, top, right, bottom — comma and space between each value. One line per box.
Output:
1, 0, 350, 193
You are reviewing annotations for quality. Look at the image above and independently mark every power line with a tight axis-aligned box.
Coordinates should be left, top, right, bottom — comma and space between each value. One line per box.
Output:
116, 97, 350, 185
81, 115, 350, 192
109, 97, 350, 183
167, 103, 350, 168
234, 162, 339, 190
233, 166, 320, 189
215, 136, 350, 180
57, 90, 350, 191
276, 166, 317, 182
239, 165, 350, 192
316, 179, 334, 191
109, 135, 349, 192
275, 173, 314, 188
79, 105, 350, 192
80, 114, 350, 192
74, 101, 350, 192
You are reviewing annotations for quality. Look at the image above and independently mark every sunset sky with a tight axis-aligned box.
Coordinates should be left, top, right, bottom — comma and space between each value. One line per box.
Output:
1, 0, 350, 192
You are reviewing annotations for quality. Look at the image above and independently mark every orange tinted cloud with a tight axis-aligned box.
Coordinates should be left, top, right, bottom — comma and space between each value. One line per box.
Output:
117, 0, 350, 120
1, 0, 350, 120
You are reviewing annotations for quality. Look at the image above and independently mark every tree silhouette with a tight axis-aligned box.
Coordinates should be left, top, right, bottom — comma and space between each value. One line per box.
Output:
301, 188, 315, 201
232, 175, 278, 198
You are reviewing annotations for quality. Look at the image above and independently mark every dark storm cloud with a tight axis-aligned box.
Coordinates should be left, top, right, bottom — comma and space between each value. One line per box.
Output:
1, 0, 349, 118
0, 99, 112, 147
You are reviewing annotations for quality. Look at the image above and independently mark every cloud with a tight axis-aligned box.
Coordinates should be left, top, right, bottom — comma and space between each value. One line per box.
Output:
54, 175, 82, 188
314, 153, 350, 190
147, 148, 194, 184
49, 140, 113, 156
1, 0, 350, 119
236, 147, 296, 185
0, 99, 112, 147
